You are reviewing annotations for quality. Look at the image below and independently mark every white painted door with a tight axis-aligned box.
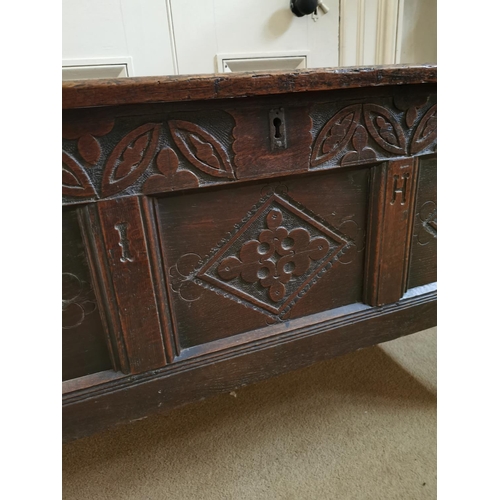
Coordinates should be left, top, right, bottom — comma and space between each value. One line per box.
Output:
62, 0, 176, 78
62, 0, 433, 79
168, 0, 339, 75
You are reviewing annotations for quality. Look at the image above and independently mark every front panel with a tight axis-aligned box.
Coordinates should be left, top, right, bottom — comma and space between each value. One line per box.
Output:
155, 168, 368, 349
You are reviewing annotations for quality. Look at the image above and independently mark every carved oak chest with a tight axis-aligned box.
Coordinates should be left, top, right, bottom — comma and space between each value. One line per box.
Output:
62, 65, 437, 441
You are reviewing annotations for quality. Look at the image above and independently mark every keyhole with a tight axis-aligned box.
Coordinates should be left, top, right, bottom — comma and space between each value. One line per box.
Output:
273, 117, 282, 139
269, 108, 286, 150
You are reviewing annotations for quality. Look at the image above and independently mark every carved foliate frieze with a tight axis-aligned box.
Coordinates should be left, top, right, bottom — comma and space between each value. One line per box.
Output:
62, 93, 436, 203
62, 110, 236, 204
310, 95, 437, 169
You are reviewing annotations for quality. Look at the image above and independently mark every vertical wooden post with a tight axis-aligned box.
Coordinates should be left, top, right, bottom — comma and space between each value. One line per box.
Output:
90, 196, 169, 374
364, 158, 418, 306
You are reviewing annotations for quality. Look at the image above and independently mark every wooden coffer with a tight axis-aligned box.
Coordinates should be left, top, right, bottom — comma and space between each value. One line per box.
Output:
62, 66, 437, 441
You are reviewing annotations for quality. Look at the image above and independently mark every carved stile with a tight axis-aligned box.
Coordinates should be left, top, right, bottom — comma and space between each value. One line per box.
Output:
364, 158, 419, 306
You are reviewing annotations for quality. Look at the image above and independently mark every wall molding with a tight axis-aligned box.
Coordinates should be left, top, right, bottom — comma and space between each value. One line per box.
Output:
340, 0, 405, 66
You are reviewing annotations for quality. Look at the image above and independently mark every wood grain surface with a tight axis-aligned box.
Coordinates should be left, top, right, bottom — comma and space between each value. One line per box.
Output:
62, 66, 437, 441
63, 65, 436, 109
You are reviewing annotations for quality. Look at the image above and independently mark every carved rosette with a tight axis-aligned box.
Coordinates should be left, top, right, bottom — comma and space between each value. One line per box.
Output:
191, 194, 351, 316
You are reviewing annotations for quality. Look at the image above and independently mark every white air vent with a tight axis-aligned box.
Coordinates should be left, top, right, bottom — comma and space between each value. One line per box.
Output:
62, 57, 133, 81
217, 52, 307, 73
62, 65, 128, 81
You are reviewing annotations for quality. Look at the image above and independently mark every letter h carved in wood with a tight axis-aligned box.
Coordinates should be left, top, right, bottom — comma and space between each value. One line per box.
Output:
391, 173, 410, 205
364, 159, 418, 306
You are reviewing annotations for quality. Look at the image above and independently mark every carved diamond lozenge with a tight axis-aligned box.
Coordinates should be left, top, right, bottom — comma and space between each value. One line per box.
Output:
197, 194, 350, 315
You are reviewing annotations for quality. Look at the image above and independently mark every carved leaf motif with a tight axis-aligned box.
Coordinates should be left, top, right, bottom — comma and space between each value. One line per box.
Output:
394, 95, 429, 127
78, 133, 101, 166
62, 113, 115, 140
375, 116, 398, 145
341, 126, 376, 166
322, 115, 352, 153
311, 105, 361, 167
189, 135, 220, 170
101, 123, 160, 197
406, 107, 418, 128
115, 134, 150, 180
394, 95, 429, 111
363, 104, 406, 155
62, 152, 97, 198
157, 147, 180, 177
410, 105, 437, 154
352, 125, 369, 151
169, 120, 235, 179
142, 147, 199, 194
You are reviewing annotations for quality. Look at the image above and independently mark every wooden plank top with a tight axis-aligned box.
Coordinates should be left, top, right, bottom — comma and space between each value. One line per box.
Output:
62, 64, 437, 109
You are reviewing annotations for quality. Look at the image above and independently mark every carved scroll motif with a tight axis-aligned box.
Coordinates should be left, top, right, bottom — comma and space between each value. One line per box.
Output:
62, 272, 97, 330
416, 200, 437, 245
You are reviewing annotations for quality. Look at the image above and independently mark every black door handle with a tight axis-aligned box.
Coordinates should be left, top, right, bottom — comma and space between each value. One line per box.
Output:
290, 0, 319, 17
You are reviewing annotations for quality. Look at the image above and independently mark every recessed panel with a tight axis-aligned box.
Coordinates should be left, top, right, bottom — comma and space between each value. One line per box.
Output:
62, 208, 112, 380
408, 156, 437, 288
156, 168, 369, 349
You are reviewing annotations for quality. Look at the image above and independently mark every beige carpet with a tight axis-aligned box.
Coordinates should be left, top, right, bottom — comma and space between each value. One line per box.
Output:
63, 327, 436, 500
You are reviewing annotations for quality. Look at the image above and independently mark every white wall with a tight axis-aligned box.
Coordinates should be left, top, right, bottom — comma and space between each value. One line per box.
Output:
62, 0, 437, 79
170, 0, 339, 75
63, 0, 340, 77
62, 0, 175, 77
400, 0, 437, 63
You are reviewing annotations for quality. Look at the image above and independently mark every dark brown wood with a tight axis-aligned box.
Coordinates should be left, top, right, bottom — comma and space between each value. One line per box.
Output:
408, 156, 437, 288
155, 169, 367, 349
62, 369, 126, 395
96, 197, 169, 373
231, 105, 313, 178
62, 65, 437, 441
62, 84, 436, 205
62, 208, 114, 380
62, 65, 436, 109
62, 283, 436, 441
364, 158, 418, 306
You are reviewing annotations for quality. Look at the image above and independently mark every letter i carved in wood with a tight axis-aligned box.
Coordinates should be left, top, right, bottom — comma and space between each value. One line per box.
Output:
114, 222, 134, 263
364, 158, 418, 306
